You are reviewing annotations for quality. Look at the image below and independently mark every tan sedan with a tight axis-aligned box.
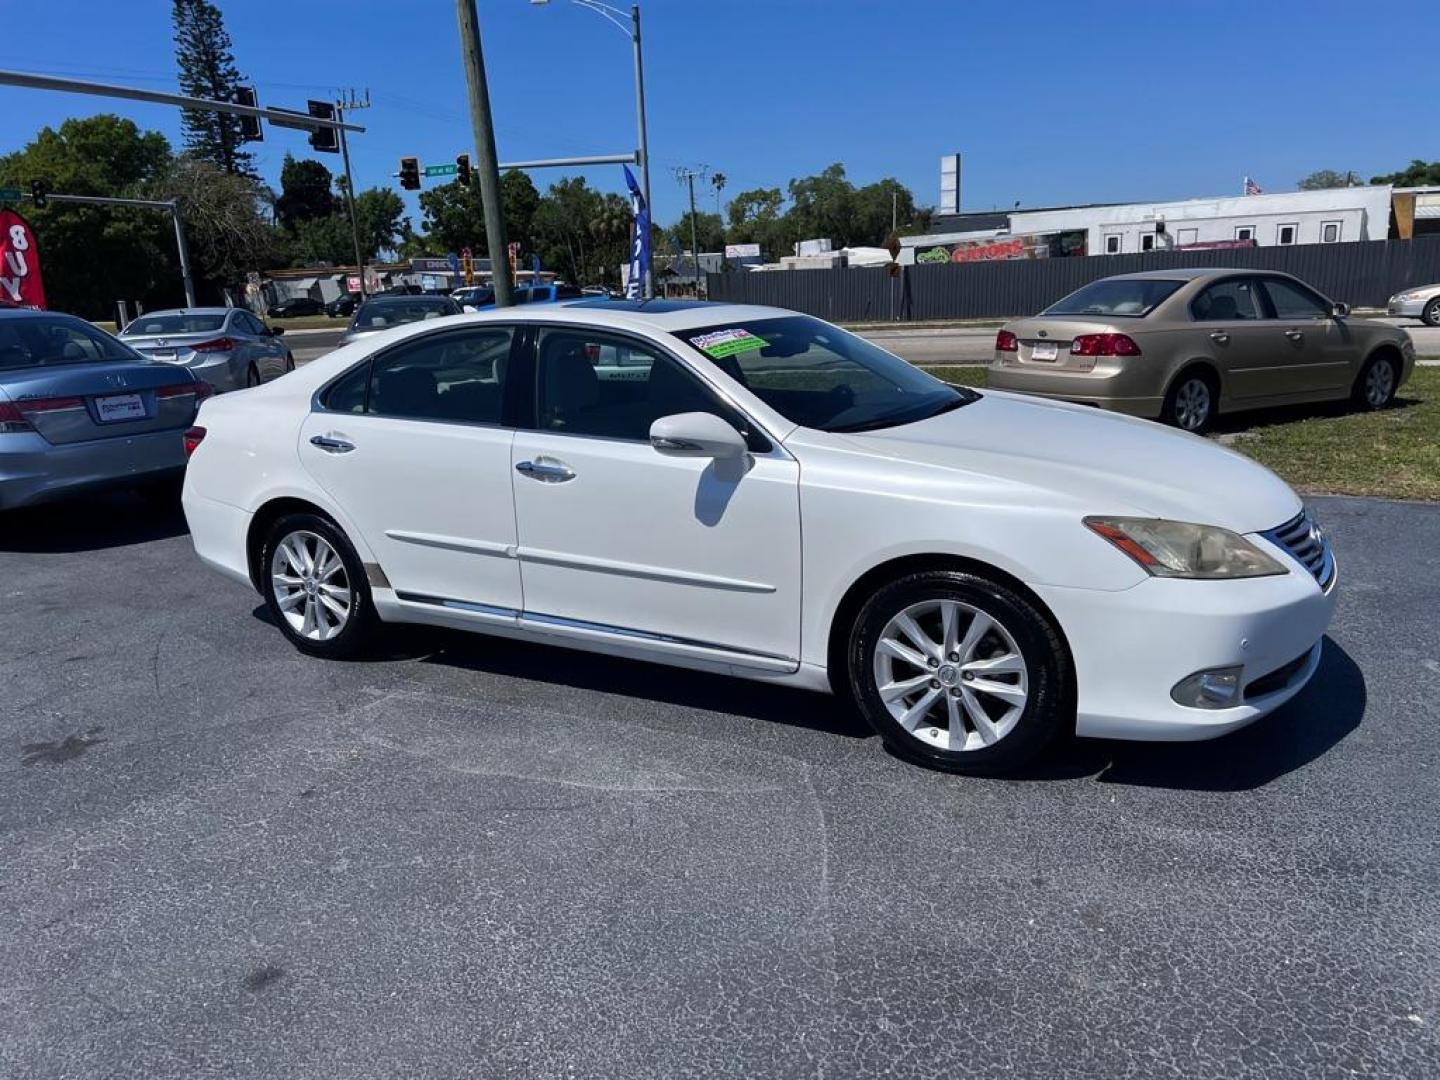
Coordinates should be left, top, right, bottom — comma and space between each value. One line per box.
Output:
988, 269, 1415, 432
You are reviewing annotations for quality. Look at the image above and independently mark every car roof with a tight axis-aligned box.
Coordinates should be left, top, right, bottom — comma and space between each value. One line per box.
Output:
1100, 267, 1288, 283
0, 307, 83, 320
130, 306, 237, 317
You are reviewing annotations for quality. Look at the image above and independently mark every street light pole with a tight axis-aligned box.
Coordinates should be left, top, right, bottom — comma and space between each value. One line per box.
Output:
335, 104, 368, 299
169, 201, 197, 308
455, 0, 513, 307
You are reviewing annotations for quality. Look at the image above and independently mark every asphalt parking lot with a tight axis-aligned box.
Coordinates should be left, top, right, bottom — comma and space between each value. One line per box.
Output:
3, 493, 1439, 1079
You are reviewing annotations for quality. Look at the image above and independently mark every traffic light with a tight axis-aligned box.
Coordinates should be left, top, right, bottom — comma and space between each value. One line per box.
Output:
399, 157, 420, 191
234, 86, 263, 143
307, 100, 339, 154
455, 153, 471, 186
29, 179, 47, 208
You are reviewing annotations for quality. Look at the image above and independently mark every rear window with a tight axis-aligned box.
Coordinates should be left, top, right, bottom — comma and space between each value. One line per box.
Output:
121, 313, 226, 336
0, 316, 139, 370
1043, 279, 1184, 318
351, 298, 458, 330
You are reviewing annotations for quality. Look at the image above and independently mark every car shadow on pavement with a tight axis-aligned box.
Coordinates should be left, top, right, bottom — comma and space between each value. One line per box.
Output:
1212, 396, 1418, 435
1079, 636, 1365, 791
0, 487, 188, 553
389, 625, 877, 741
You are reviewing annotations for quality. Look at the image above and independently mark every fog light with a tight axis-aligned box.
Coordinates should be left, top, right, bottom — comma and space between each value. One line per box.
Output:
1171, 666, 1243, 709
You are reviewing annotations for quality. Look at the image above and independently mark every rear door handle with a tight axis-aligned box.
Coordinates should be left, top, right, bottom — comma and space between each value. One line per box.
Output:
515, 458, 575, 483
309, 434, 355, 454
1209, 331, 1230, 344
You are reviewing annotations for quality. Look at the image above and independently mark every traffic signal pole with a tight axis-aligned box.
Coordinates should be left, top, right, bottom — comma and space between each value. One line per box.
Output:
336, 101, 368, 298
454, 0, 513, 307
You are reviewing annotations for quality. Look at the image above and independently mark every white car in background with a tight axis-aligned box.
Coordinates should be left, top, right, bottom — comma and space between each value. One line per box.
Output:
1388, 282, 1440, 326
181, 301, 1337, 773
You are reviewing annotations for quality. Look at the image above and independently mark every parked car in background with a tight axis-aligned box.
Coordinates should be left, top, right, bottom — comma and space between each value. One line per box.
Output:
338, 294, 463, 345
1387, 282, 1440, 327
182, 300, 1336, 775
1, 308, 210, 509
325, 295, 357, 319
120, 307, 294, 391
989, 269, 1414, 433
267, 296, 323, 319
451, 285, 494, 311
471, 283, 584, 309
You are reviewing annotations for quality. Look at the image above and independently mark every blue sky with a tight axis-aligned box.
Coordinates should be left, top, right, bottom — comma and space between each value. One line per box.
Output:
0, 0, 1430, 230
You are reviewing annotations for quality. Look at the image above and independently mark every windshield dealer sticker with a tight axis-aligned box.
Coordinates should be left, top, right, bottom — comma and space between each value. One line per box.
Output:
690, 328, 765, 359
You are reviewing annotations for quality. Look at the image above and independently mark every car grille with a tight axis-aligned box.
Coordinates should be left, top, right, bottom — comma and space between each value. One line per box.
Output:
1262, 509, 1335, 590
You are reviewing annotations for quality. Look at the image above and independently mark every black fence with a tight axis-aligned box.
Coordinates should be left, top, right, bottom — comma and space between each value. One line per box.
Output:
706, 238, 1440, 322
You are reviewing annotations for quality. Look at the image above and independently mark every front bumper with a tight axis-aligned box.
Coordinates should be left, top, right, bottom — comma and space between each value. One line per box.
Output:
1387, 297, 1430, 318
1033, 559, 1338, 741
0, 428, 187, 510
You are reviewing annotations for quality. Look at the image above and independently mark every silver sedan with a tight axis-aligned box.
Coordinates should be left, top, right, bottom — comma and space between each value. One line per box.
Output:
119, 307, 294, 392
1387, 283, 1440, 327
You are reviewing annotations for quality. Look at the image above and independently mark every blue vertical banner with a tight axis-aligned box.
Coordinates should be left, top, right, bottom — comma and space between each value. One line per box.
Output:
623, 165, 650, 300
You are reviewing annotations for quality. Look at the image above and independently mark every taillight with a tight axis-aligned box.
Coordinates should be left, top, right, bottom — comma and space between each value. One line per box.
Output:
0, 400, 33, 433
183, 426, 206, 457
1070, 333, 1142, 357
995, 329, 1019, 352
192, 337, 236, 353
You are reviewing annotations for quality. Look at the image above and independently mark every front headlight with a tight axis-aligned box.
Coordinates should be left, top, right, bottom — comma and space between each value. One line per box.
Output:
1084, 517, 1287, 579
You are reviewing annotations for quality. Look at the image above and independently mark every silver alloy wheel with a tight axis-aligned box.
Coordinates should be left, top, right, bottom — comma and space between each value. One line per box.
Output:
1173, 378, 1211, 431
872, 599, 1029, 752
270, 530, 351, 641
1365, 359, 1395, 407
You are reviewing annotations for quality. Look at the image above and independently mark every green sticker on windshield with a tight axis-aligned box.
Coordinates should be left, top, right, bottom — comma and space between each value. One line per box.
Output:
690, 328, 765, 359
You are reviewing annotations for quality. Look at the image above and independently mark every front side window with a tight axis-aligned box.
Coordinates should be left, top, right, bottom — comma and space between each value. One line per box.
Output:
673, 315, 976, 433
1044, 278, 1184, 318
1260, 278, 1329, 320
1191, 279, 1262, 321
536, 327, 753, 442
323, 327, 514, 424
0, 315, 139, 370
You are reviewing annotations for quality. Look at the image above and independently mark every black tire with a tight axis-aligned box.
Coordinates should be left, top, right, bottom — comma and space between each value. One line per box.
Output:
284, 352, 296, 373
1352, 351, 1399, 411
1160, 368, 1218, 434
1423, 298, 1440, 329
848, 570, 1071, 775
260, 511, 377, 659
245, 363, 260, 388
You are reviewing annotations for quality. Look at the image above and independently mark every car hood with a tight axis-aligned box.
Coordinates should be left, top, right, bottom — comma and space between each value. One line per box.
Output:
831, 390, 1300, 534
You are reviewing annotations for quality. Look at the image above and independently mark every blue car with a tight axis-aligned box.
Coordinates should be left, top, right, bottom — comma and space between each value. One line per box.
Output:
469, 283, 585, 309
0, 309, 211, 510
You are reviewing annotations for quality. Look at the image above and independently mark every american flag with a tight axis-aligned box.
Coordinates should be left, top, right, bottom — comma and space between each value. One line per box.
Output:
1244, 176, 1264, 196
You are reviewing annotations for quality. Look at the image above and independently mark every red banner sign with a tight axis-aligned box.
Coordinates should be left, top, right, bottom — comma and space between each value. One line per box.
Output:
0, 208, 46, 309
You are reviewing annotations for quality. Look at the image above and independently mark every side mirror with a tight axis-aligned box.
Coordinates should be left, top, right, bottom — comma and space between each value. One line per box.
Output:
269, 325, 286, 336
1331, 302, 1349, 319
649, 412, 748, 460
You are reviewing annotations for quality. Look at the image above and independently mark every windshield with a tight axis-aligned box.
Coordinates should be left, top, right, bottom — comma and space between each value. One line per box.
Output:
674, 315, 977, 433
0, 315, 141, 371
351, 297, 458, 330
1043, 278, 1184, 317
121, 313, 226, 336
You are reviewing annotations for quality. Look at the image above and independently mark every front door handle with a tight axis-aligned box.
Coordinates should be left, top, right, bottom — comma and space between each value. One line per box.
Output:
1209, 331, 1230, 344
1284, 329, 1305, 341
515, 458, 576, 483
310, 434, 356, 454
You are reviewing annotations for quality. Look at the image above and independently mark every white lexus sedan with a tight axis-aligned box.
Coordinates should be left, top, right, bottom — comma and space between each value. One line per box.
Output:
181, 300, 1338, 773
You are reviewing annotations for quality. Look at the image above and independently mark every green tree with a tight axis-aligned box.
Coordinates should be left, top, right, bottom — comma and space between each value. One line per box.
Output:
851, 178, 920, 245
353, 187, 407, 260
666, 211, 725, 255
1298, 169, 1356, 190
287, 214, 353, 265
726, 186, 789, 257
0, 115, 177, 316
415, 169, 540, 257
275, 154, 334, 231
1370, 160, 1440, 187
533, 176, 603, 284
172, 0, 254, 176
785, 163, 856, 247
149, 156, 283, 296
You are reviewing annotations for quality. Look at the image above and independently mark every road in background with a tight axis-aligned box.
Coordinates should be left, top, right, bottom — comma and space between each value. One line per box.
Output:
287, 317, 1440, 369
1, 493, 1437, 1078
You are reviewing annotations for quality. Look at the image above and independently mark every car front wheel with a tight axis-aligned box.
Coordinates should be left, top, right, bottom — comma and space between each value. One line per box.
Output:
848, 571, 1071, 774
1424, 299, 1440, 328
261, 512, 376, 658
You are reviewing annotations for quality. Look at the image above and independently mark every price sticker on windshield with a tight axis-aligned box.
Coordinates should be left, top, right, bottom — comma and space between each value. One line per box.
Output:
689, 328, 766, 360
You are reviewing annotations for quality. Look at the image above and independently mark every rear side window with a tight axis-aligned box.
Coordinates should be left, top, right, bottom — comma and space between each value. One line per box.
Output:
0, 316, 136, 370
322, 363, 369, 413
368, 328, 514, 424
1191, 279, 1262, 321
1043, 279, 1184, 317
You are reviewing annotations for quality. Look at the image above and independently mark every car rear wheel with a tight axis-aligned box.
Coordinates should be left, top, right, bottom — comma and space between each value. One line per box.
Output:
261, 513, 376, 658
1353, 352, 1399, 411
848, 571, 1070, 774
1424, 299, 1440, 328
246, 363, 260, 388
284, 352, 295, 372
1161, 370, 1217, 433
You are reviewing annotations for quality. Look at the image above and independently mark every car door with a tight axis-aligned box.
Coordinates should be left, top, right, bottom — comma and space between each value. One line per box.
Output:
1188, 276, 1276, 401
509, 324, 802, 669
298, 324, 524, 614
233, 311, 279, 379
1256, 276, 1351, 394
